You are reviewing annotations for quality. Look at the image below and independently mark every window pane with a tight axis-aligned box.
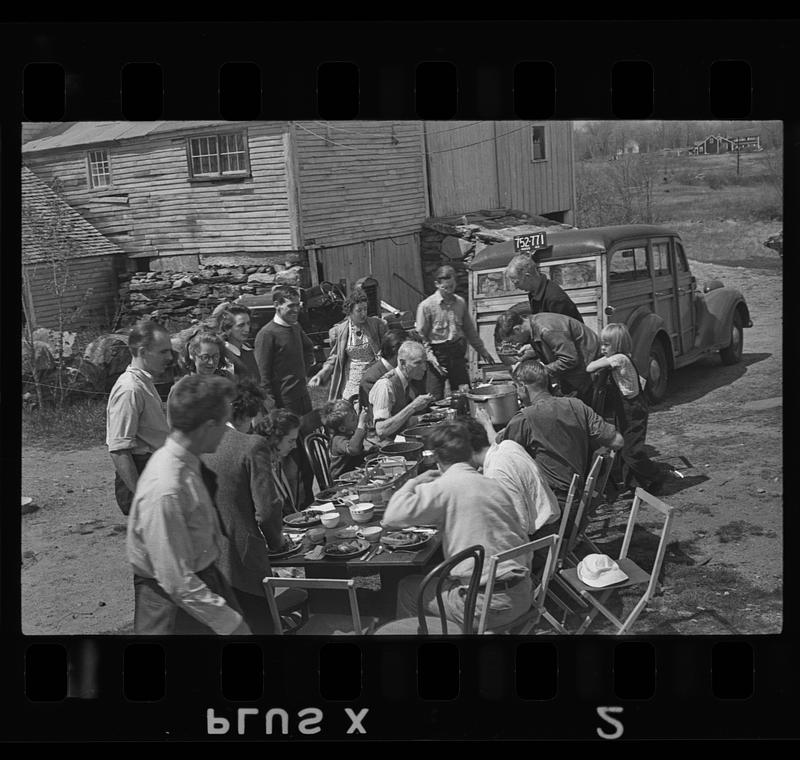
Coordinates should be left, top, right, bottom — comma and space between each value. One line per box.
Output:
610, 247, 649, 281
653, 243, 671, 276
676, 243, 689, 272
544, 261, 598, 288
532, 126, 546, 160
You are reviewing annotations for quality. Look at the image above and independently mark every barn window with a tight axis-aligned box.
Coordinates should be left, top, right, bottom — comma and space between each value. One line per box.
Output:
187, 131, 250, 180
87, 150, 111, 188
530, 125, 547, 161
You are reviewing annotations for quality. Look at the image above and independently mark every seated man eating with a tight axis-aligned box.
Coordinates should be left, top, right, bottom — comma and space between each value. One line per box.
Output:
382, 420, 534, 631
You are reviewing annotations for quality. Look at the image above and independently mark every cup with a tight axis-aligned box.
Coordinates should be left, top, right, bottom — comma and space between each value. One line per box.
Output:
359, 526, 383, 543
320, 511, 341, 529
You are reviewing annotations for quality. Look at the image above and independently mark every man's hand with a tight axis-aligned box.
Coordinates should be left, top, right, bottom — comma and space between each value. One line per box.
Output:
410, 393, 434, 413
473, 407, 495, 431
308, 371, 325, 388
518, 347, 538, 361
429, 358, 447, 377
357, 408, 370, 428
480, 352, 496, 365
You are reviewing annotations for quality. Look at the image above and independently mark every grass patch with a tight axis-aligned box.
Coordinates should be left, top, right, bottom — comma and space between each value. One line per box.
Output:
22, 398, 108, 450
715, 520, 776, 544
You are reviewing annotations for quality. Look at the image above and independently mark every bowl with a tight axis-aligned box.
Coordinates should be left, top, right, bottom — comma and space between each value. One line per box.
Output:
320, 511, 341, 528
379, 440, 424, 461
306, 527, 327, 544
349, 502, 375, 524
359, 526, 383, 543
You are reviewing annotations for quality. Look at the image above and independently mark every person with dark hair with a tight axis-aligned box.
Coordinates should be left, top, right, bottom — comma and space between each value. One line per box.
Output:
463, 412, 560, 538
254, 285, 315, 415
499, 359, 623, 509
201, 377, 293, 634
415, 264, 495, 399
383, 420, 534, 631
218, 305, 261, 383
254, 409, 302, 516
358, 328, 408, 410
126, 374, 251, 635
309, 287, 388, 406
106, 320, 172, 516
321, 399, 375, 478
494, 309, 601, 405
504, 253, 583, 323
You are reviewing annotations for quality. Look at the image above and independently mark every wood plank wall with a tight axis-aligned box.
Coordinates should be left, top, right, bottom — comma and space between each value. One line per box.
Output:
23, 122, 295, 261
293, 121, 428, 248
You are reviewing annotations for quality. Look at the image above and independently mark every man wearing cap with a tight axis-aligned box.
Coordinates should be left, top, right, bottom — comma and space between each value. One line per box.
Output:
495, 309, 601, 406
498, 360, 623, 511
505, 253, 583, 323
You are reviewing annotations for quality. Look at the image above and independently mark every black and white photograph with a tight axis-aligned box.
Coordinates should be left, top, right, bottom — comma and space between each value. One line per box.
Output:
20, 119, 783, 637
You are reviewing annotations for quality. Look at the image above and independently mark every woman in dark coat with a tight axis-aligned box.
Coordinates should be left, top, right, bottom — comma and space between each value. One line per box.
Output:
218, 305, 261, 383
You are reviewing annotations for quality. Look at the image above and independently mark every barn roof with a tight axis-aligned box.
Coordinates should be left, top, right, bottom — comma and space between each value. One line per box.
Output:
22, 121, 248, 153
22, 166, 125, 264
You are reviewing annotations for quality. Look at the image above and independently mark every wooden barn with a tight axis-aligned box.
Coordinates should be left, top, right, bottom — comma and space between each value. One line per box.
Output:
689, 134, 735, 155
22, 120, 575, 314
22, 166, 127, 330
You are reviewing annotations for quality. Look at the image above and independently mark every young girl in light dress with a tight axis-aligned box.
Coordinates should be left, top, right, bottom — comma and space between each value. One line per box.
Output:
586, 323, 665, 495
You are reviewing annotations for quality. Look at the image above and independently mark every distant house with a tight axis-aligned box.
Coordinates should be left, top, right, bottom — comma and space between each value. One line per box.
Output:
22, 166, 127, 330
22, 120, 575, 314
624, 139, 640, 154
688, 135, 735, 155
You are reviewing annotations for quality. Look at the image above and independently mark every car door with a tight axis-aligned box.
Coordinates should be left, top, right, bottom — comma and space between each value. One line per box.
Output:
673, 238, 696, 354
650, 237, 680, 356
606, 239, 652, 328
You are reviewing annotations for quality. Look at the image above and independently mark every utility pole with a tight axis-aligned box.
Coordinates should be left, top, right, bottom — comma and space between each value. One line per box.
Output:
736, 143, 741, 176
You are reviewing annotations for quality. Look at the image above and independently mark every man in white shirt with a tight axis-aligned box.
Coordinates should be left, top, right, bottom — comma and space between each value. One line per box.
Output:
127, 374, 250, 635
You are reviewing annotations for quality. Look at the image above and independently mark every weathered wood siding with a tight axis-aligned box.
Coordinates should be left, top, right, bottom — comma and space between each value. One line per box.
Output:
293, 121, 428, 248
24, 254, 123, 330
319, 233, 424, 315
426, 121, 574, 219
23, 122, 295, 261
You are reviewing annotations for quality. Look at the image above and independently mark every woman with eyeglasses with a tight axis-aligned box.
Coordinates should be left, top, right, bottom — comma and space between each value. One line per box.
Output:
308, 287, 387, 407
185, 330, 231, 378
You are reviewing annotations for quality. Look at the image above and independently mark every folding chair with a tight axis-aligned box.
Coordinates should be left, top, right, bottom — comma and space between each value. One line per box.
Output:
565, 450, 617, 566
374, 545, 485, 635
262, 576, 378, 635
539, 473, 585, 634
476, 534, 558, 635
303, 431, 333, 492
557, 487, 676, 635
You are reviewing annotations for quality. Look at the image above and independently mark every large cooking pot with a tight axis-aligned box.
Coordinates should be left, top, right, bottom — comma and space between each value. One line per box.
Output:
466, 382, 520, 426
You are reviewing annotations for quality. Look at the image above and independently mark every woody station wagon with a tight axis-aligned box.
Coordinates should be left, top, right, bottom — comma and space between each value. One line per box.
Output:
468, 224, 752, 402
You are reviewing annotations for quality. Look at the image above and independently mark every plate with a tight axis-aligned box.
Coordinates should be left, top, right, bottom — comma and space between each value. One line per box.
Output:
283, 510, 323, 528
332, 525, 361, 539
323, 539, 370, 559
315, 487, 343, 501
433, 398, 452, 408
268, 539, 303, 559
334, 470, 363, 484
381, 530, 432, 551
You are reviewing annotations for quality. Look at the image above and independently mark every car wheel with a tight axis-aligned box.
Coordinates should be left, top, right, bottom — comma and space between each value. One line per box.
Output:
719, 311, 744, 365
646, 341, 669, 404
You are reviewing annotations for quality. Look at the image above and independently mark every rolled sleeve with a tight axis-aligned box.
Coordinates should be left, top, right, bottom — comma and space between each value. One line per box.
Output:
141, 493, 242, 635
369, 378, 394, 421
106, 386, 142, 452
585, 405, 619, 447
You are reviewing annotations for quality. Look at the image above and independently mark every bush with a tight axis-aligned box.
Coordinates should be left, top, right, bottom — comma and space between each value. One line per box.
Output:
576, 157, 659, 227
23, 397, 108, 450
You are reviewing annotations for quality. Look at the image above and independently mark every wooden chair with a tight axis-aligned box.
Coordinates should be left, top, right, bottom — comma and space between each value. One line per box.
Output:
303, 431, 333, 492
557, 487, 676, 635
373, 545, 485, 635
476, 534, 558, 635
263, 577, 378, 635
565, 451, 617, 566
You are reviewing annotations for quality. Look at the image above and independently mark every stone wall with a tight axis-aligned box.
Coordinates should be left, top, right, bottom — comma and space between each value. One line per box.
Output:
118, 252, 310, 331
420, 208, 572, 299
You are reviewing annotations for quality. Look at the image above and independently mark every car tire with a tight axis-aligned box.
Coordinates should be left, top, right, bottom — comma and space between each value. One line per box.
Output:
719, 311, 744, 365
646, 340, 669, 404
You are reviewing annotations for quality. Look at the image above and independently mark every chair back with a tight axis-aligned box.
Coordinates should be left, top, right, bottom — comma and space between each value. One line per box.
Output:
415, 545, 485, 635
303, 431, 333, 491
621, 487, 677, 600
567, 453, 608, 556
263, 576, 364, 635
476, 534, 558, 635
555, 473, 581, 570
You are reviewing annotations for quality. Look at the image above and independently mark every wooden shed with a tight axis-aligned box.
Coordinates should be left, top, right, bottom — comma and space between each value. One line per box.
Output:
22, 166, 126, 330
23, 120, 576, 314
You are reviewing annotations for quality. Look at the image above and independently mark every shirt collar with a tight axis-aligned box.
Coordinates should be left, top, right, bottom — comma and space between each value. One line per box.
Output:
164, 436, 201, 474
224, 341, 241, 357
273, 314, 291, 328
434, 289, 456, 305
380, 357, 392, 371
128, 365, 154, 381
442, 461, 477, 477
394, 366, 409, 390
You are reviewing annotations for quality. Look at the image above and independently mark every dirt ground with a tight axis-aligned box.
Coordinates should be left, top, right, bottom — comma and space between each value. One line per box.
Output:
20, 256, 782, 636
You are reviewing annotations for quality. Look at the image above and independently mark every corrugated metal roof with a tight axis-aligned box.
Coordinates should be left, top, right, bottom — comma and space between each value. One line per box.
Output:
22, 120, 246, 153
22, 166, 125, 264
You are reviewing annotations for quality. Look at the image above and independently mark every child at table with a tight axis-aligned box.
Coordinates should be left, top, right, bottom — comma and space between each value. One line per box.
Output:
586, 322, 665, 495
321, 399, 377, 479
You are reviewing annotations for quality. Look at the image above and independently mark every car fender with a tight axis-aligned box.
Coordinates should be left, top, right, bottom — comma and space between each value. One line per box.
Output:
695, 287, 751, 350
619, 307, 671, 377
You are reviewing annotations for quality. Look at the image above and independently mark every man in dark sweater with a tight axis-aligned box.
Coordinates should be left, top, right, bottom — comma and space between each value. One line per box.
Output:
505, 253, 584, 323
254, 285, 316, 416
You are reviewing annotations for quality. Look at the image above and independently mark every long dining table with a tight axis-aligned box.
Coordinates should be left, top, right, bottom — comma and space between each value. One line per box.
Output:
269, 503, 443, 620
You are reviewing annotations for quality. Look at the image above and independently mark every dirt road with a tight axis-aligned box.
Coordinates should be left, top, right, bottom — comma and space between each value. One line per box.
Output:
20, 258, 783, 635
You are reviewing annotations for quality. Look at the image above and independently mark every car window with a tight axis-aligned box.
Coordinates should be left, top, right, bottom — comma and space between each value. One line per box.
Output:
675, 242, 690, 272
541, 261, 598, 288
652, 242, 672, 276
609, 246, 650, 281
